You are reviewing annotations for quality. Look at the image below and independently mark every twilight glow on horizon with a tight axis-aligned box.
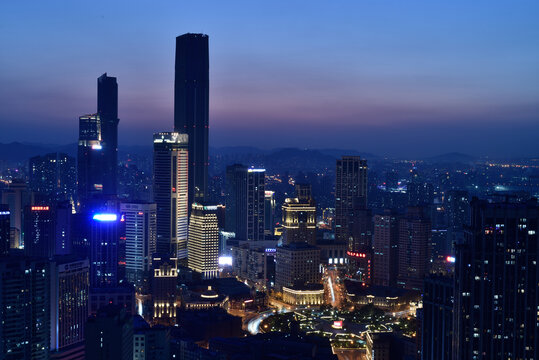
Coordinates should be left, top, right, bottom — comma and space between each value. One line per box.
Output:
1, 1, 538, 157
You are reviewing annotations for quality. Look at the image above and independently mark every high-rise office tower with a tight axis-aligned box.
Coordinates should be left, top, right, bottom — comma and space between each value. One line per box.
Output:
335, 156, 368, 243
90, 212, 120, 287
264, 191, 276, 236
187, 203, 219, 279
24, 205, 55, 258
120, 202, 157, 291
397, 207, 431, 291
282, 184, 317, 245
77, 113, 105, 205
225, 165, 265, 242
421, 274, 453, 360
77, 73, 119, 207
1, 179, 32, 248
444, 190, 470, 254
50, 256, 89, 353
0, 254, 50, 360
29, 152, 76, 203
174, 33, 209, 208
85, 305, 133, 360
372, 210, 400, 287
54, 201, 72, 256
0, 205, 9, 255
453, 198, 538, 359
153, 132, 189, 258
97, 73, 119, 197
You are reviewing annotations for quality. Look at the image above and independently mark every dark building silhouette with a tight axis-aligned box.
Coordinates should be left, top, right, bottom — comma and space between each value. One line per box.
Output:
97, 73, 119, 198
421, 274, 453, 360
174, 33, 209, 209
85, 305, 133, 360
453, 198, 538, 359
225, 164, 265, 242
397, 206, 431, 291
90, 212, 120, 287
335, 156, 368, 243
24, 205, 55, 258
77, 74, 119, 208
373, 209, 400, 287
0, 254, 50, 360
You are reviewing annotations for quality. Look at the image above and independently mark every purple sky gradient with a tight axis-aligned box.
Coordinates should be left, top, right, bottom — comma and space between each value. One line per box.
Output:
1, 1, 538, 157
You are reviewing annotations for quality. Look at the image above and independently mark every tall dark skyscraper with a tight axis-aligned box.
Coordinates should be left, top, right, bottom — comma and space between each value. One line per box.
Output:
90, 213, 120, 287
174, 33, 209, 209
335, 156, 368, 243
453, 198, 538, 359
97, 73, 119, 197
77, 74, 119, 207
225, 164, 265, 242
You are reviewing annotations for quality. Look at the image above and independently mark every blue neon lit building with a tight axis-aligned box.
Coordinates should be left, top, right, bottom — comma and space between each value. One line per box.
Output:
90, 213, 120, 287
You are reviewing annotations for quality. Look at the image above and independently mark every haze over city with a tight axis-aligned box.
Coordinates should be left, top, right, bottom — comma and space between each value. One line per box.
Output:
1, 1, 538, 157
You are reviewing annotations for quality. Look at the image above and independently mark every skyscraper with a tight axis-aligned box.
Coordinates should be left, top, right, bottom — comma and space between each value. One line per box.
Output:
97, 73, 119, 198
29, 152, 76, 203
264, 191, 276, 236
275, 242, 321, 291
85, 305, 133, 360
372, 210, 400, 287
77, 73, 119, 207
0, 254, 50, 360
50, 256, 89, 353
120, 202, 157, 291
77, 113, 105, 205
453, 198, 538, 359
187, 203, 219, 279
153, 132, 189, 258
174, 33, 209, 208
225, 165, 265, 242
24, 205, 55, 258
90, 212, 120, 287
1, 179, 32, 249
282, 184, 317, 245
397, 207, 431, 291
335, 156, 368, 243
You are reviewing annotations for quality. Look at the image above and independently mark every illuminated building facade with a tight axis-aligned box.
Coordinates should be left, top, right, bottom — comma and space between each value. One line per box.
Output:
0, 255, 50, 360
50, 257, 89, 353
282, 284, 324, 306
453, 198, 538, 360
373, 210, 400, 287
29, 152, 76, 203
188, 203, 219, 279
121, 202, 157, 291
282, 184, 316, 245
275, 242, 320, 291
90, 213, 120, 287
397, 207, 431, 291
225, 165, 265, 242
153, 132, 189, 258
152, 256, 178, 325
174, 33, 209, 209
335, 156, 368, 243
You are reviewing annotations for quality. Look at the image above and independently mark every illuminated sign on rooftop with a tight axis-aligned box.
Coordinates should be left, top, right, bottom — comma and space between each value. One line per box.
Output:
31, 206, 50, 211
92, 144, 102, 150
92, 214, 118, 222
247, 168, 265, 173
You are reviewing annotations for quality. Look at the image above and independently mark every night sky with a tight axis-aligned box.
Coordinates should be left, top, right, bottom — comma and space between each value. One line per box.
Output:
1, 1, 538, 157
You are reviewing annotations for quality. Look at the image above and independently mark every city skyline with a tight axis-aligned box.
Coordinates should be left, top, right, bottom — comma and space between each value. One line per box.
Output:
1, 1, 539, 157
